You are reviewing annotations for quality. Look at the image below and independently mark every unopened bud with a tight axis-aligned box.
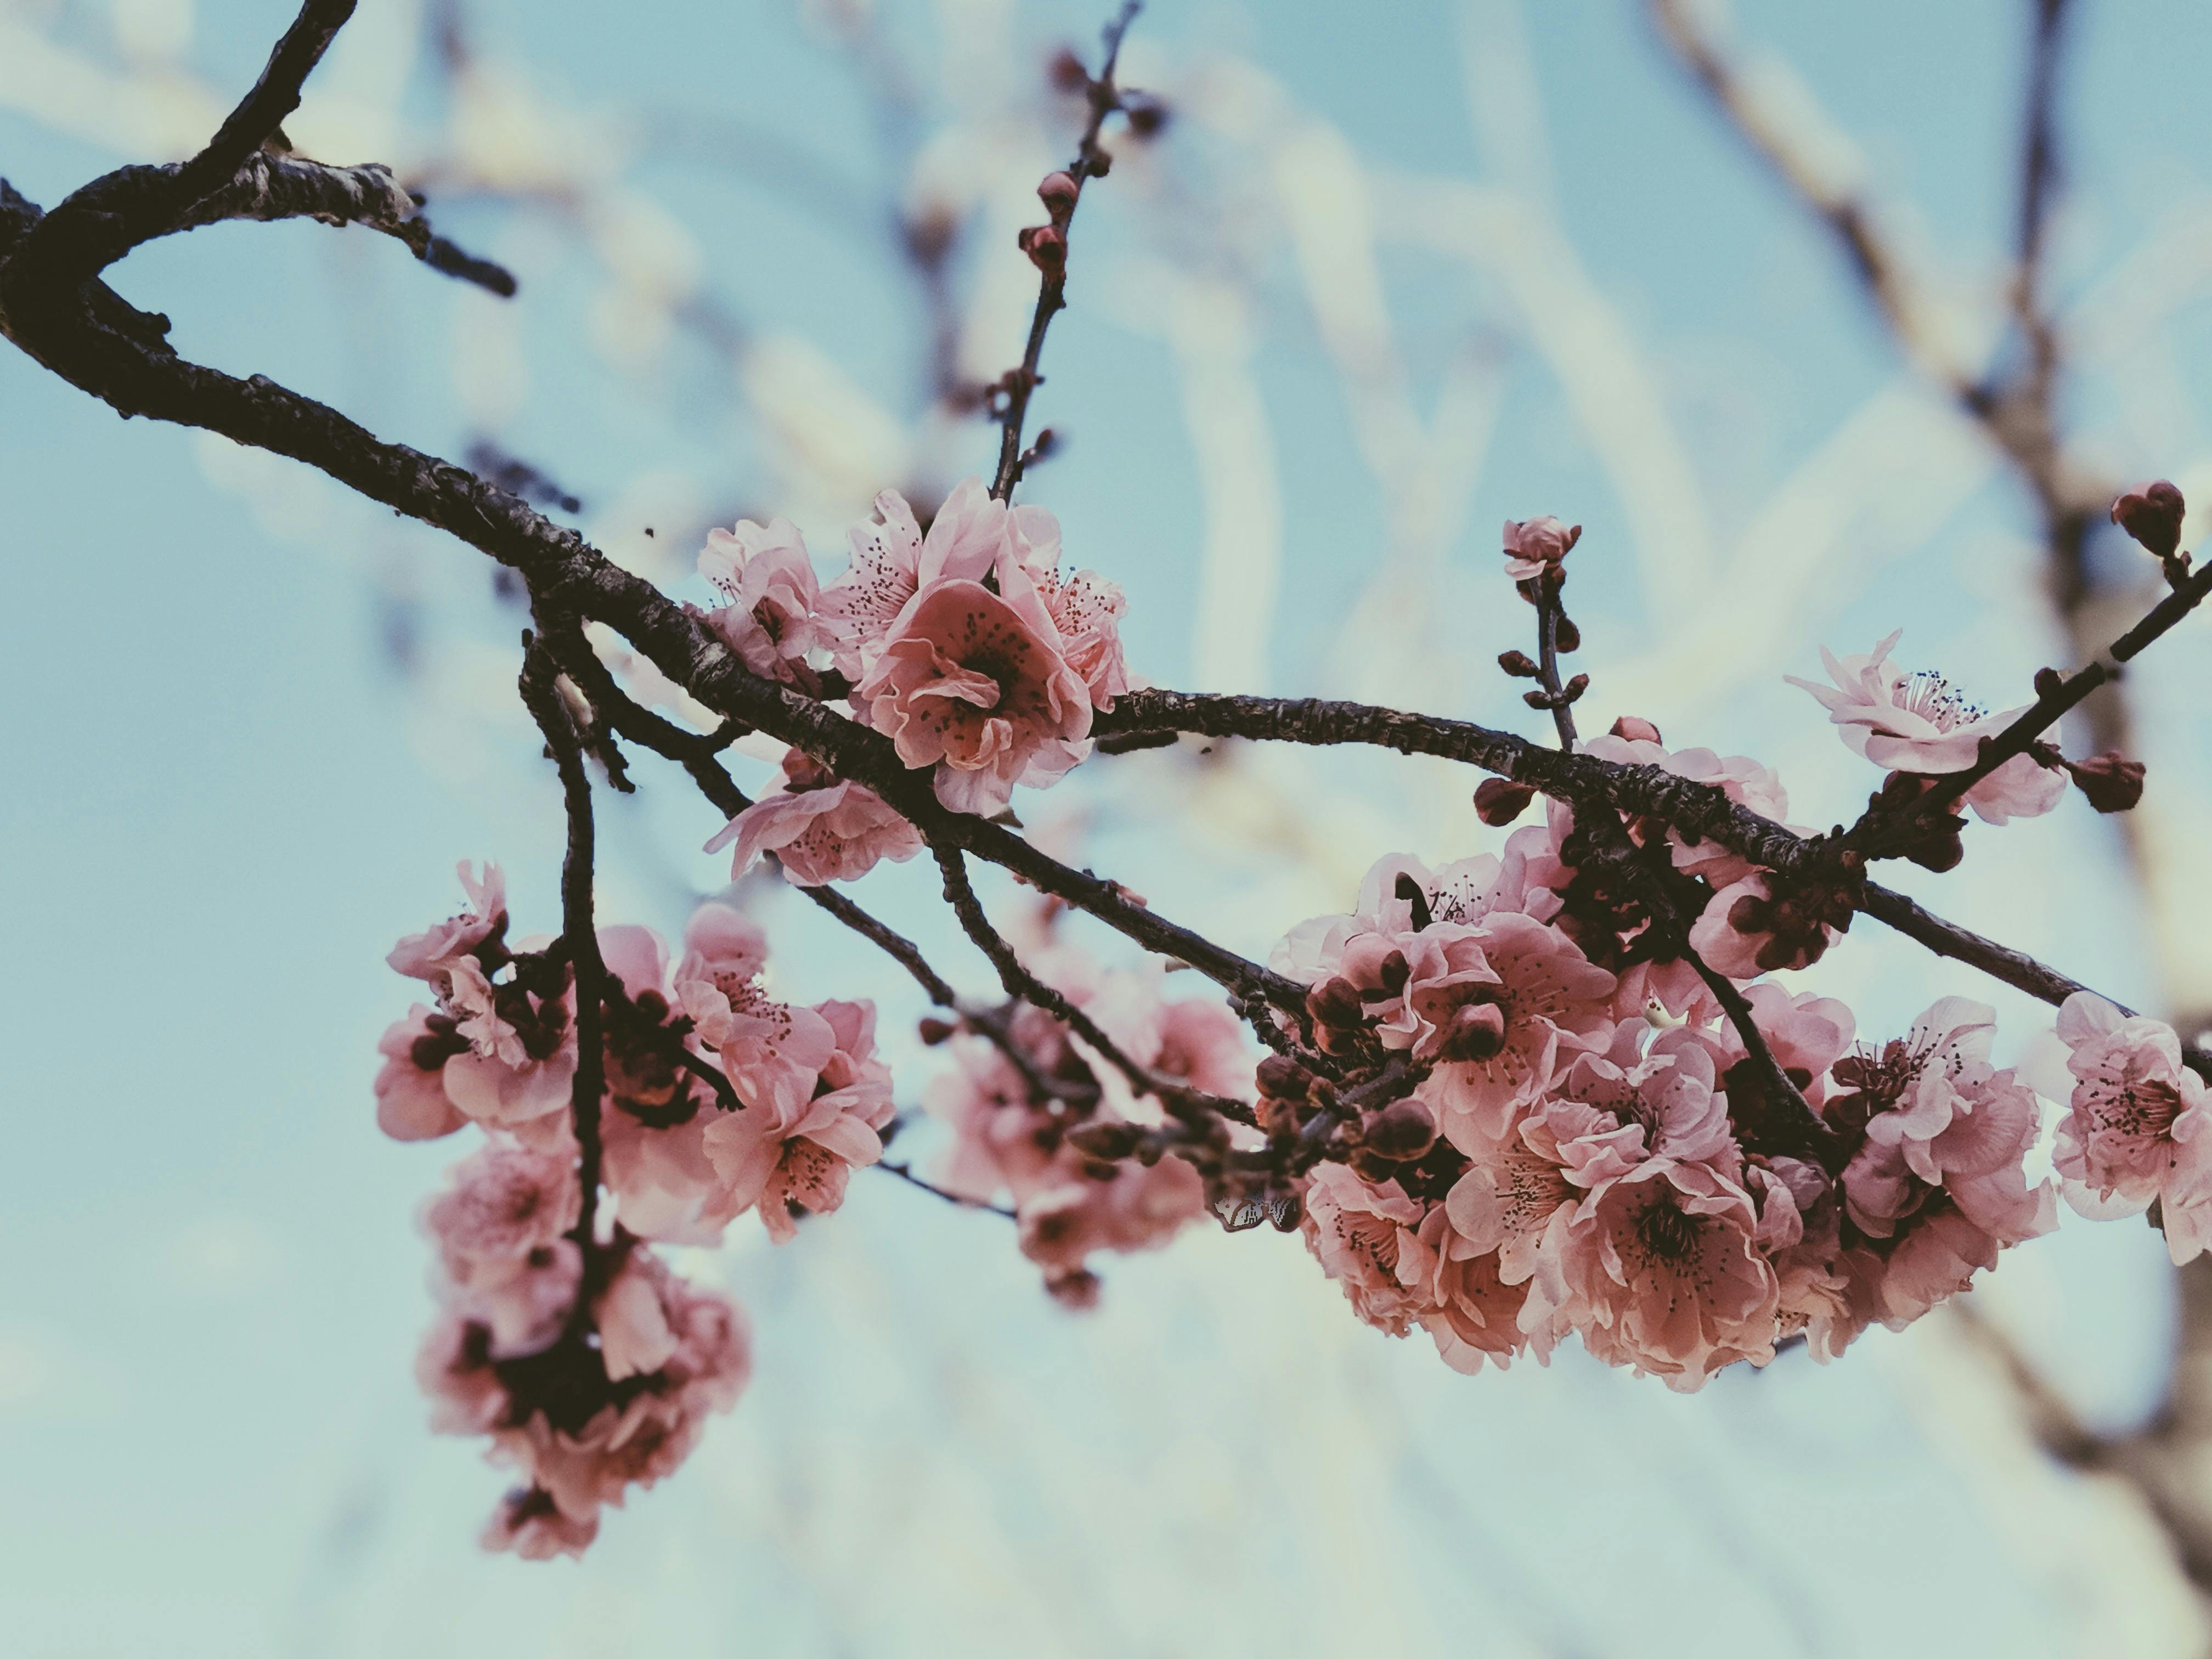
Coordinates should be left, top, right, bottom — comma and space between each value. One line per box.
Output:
1048, 48, 1090, 92
917, 1017, 957, 1045
1363, 1098, 1437, 1159
2033, 667, 2066, 701
1017, 223, 1066, 273
2112, 480, 2186, 561
1522, 688, 1554, 710
1256, 1054, 1313, 1098
1554, 614, 1581, 652
1610, 715, 1663, 743
1475, 777, 1537, 826
1498, 649, 1541, 678
2066, 751, 2147, 812
1065, 1120, 1141, 1160
1561, 673, 1589, 703
1126, 97, 1170, 138
1037, 170, 1080, 223
1306, 977, 1364, 1030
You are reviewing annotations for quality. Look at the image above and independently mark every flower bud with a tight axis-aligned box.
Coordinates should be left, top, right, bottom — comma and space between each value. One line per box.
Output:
1554, 614, 1581, 652
1065, 1119, 1141, 1160
1474, 777, 1537, 826
1017, 223, 1066, 274
1306, 977, 1365, 1030
1610, 715, 1663, 743
2065, 751, 2146, 812
1362, 1098, 1437, 1159
2112, 480, 2186, 560
1502, 516, 1581, 579
1037, 170, 1080, 223
1497, 649, 1541, 678
1048, 49, 1090, 92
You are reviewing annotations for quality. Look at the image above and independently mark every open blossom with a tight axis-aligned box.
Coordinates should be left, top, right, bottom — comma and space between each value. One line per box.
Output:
1787, 631, 2064, 823
388, 861, 506, 989
698, 516, 823, 686
1502, 516, 1581, 580
1557, 1156, 1779, 1389
816, 477, 1011, 674
702, 749, 922, 886
700, 998, 895, 1243
1301, 1164, 1426, 1336
2052, 994, 2212, 1259
673, 904, 835, 1118
998, 501, 1131, 708
854, 569, 1095, 814
374, 1006, 467, 1141
1395, 1207, 1532, 1373
425, 1142, 580, 1271
1016, 1159, 1205, 1306
1400, 912, 1616, 1149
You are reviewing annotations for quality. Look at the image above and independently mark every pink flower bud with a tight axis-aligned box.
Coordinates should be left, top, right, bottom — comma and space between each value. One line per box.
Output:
2066, 751, 2146, 812
1610, 715, 1663, 743
1502, 515, 1582, 579
1017, 223, 1067, 273
1474, 777, 1537, 826
2112, 480, 2186, 560
1037, 171, 1080, 223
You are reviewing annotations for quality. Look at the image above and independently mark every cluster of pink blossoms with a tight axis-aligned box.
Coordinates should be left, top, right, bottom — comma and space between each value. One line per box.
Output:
1274, 832, 2058, 1387
696, 476, 1131, 851
376, 866, 897, 1555
924, 894, 1256, 1305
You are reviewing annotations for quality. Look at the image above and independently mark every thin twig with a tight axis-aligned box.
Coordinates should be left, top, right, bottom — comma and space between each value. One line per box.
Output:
875, 1159, 1018, 1221
989, 1, 1140, 500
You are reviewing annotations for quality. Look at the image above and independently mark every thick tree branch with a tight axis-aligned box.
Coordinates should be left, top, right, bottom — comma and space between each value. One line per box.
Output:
517, 636, 609, 1311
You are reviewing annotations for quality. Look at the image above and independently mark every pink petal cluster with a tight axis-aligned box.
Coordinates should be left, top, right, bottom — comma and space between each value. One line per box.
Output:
1787, 631, 2065, 823
698, 515, 824, 688
1502, 516, 1581, 580
924, 950, 1235, 1304
703, 748, 923, 887
2052, 994, 2212, 1259
1576, 730, 1791, 887
1278, 849, 2061, 1387
831, 478, 1129, 814
421, 1243, 750, 1561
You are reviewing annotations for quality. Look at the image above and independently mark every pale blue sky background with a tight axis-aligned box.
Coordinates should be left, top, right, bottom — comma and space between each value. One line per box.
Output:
7, 1, 2212, 1654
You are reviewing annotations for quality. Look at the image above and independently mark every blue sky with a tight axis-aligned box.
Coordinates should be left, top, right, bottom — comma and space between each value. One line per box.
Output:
7, 0, 2212, 1652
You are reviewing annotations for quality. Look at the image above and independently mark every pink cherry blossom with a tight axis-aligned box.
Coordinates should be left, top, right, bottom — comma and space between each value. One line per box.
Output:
853, 574, 1094, 814
424, 1142, 580, 1272
1556, 1156, 1779, 1388
699, 1003, 895, 1243
702, 749, 923, 886
1395, 1206, 1531, 1373
2053, 993, 2212, 1260
1301, 1163, 1426, 1336
926, 1039, 1062, 1205
1786, 631, 2064, 823
1399, 911, 1617, 1150
388, 861, 506, 989
1015, 1157, 1205, 1300
817, 478, 1008, 675
673, 904, 835, 1119
1577, 731, 1790, 886
1000, 502, 1130, 708
1502, 516, 1581, 580
482, 1488, 599, 1561
698, 515, 823, 686
374, 1007, 467, 1141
